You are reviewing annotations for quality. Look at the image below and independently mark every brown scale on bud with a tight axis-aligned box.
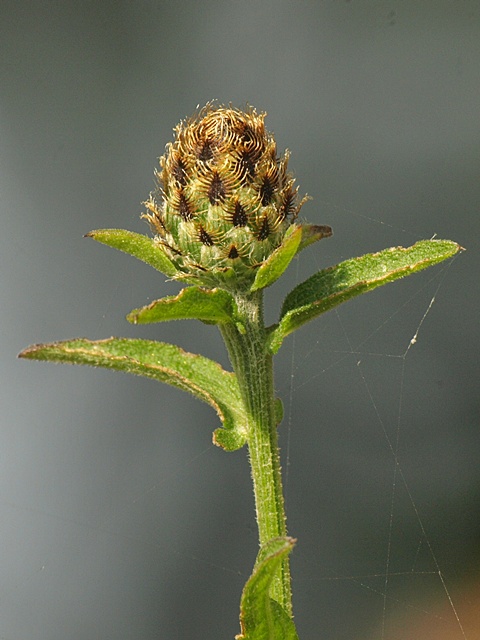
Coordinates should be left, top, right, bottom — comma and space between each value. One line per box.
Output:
197, 225, 215, 246
198, 138, 216, 164
259, 162, 279, 206
143, 103, 310, 290
257, 216, 271, 241
279, 185, 300, 222
172, 158, 188, 187
207, 171, 227, 205
227, 245, 240, 259
176, 192, 194, 221
226, 199, 249, 227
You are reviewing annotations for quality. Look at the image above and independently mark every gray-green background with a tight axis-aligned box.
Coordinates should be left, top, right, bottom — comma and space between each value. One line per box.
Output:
2, 2, 479, 638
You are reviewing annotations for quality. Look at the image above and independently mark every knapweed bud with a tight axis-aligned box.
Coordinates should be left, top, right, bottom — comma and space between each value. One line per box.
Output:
144, 104, 309, 290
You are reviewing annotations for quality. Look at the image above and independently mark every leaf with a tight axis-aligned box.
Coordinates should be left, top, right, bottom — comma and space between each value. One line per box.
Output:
19, 338, 248, 450
251, 225, 303, 292
86, 229, 178, 277
268, 239, 462, 353
127, 287, 236, 325
236, 537, 298, 640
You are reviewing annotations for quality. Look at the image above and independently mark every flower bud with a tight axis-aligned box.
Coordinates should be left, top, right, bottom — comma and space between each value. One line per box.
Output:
144, 103, 308, 290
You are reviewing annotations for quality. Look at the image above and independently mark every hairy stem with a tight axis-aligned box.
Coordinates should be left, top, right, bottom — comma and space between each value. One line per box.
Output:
220, 290, 292, 615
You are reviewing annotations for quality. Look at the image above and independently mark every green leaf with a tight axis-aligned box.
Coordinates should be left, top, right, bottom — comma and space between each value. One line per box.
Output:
86, 229, 178, 277
251, 225, 303, 292
19, 338, 248, 450
237, 537, 298, 640
268, 239, 462, 353
127, 287, 236, 325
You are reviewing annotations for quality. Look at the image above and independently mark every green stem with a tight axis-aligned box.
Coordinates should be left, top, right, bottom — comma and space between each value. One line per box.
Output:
220, 290, 292, 615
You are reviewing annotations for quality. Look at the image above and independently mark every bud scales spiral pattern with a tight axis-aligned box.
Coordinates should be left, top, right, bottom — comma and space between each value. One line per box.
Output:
144, 104, 306, 290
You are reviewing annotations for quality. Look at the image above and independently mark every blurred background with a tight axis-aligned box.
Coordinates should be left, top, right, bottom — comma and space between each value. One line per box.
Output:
1, 2, 479, 638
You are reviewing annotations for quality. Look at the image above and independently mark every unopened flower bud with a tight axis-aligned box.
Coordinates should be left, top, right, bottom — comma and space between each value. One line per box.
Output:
144, 103, 309, 290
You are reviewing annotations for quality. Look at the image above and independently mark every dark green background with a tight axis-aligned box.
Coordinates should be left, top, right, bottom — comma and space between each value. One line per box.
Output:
2, 2, 479, 638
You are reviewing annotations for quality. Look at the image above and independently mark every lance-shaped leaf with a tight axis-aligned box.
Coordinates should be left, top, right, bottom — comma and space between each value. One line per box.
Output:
236, 537, 298, 640
251, 225, 303, 292
251, 224, 332, 293
19, 338, 248, 451
268, 239, 462, 353
86, 229, 178, 278
127, 287, 237, 325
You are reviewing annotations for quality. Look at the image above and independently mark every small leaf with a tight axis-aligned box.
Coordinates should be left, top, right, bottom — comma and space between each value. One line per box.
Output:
236, 537, 298, 640
251, 225, 303, 292
212, 427, 247, 452
86, 229, 178, 277
127, 287, 236, 325
268, 239, 462, 353
19, 338, 248, 450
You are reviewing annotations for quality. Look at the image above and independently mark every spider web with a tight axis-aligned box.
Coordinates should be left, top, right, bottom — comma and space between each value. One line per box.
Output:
277, 203, 468, 639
